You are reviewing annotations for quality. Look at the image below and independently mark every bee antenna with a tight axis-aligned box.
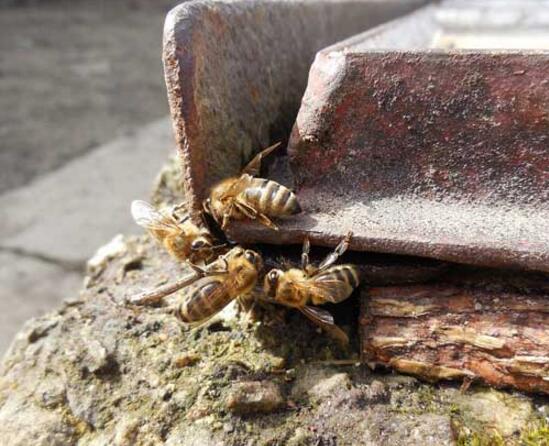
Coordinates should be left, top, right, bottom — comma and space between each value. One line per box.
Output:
202, 198, 212, 215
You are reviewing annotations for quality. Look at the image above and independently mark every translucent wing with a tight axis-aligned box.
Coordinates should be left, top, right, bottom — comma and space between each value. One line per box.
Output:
219, 176, 249, 201
299, 306, 349, 345
291, 276, 351, 305
309, 266, 359, 304
131, 200, 179, 231
301, 304, 334, 324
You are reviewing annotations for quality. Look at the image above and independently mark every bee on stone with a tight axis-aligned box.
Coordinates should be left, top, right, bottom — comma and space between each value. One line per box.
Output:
175, 246, 263, 325
203, 142, 301, 231
131, 200, 221, 264
126, 245, 262, 324
263, 232, 360, 344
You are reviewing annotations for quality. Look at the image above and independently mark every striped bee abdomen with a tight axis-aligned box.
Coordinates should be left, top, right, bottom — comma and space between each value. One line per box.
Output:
314, 265, 360, 304
242, 178, 301, 216
177, 276, 232, 323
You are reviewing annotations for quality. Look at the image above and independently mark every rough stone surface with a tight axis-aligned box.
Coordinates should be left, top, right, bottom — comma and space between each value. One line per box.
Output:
455, 390, 533, 437
163, 0, 427, 215
374, 413, 455, 446
229, 4, 549, 273
0, 232, 546, 445
308, 372, 351, 402
225, 381, 285, 415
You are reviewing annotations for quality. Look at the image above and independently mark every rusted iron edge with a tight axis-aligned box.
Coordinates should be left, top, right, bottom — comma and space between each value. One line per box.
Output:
162, 0, 429, 217
226, 219, 549, 273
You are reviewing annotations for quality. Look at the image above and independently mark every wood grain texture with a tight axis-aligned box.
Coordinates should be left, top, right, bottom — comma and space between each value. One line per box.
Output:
361, 284, 549, 394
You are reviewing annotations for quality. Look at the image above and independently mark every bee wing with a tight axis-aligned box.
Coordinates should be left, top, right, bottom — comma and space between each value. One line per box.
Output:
308, 269, 358, 304
131, 200, 179, 231
218, 176, 250, 202
277, 276, 338, 306
288, 277, 346, 305
242, 142, 281, 176
301, 304, 334, 324
299, 306, 349, 345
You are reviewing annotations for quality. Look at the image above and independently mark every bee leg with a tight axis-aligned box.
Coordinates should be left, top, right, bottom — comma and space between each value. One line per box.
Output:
172, 202, 186, 213
188, 263, 208, 276
206, 244, 228, 262
240, 205, 279, 231
221, 214, 229, 230
234, 201, 256, 219
242, 142, 282, 176
126, 270, 201, 305
221, 203, 234, 230
301, 237, 311, 272
237, 295, 259, 327
300, 306, 349, 346
233, 198, 279, 231
199, 207, 214, 232
256, 213, 279, 231
188, 258, 229, 277
170, 202, 190, 223
211, 258, 230, 274
237, 295, 254, 312
316, 231, 353, 274
173, 212, 190, 225
202, 198, 214, 217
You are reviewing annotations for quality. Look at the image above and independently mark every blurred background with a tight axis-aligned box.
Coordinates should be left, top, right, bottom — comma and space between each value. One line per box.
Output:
0, 0, 181, 353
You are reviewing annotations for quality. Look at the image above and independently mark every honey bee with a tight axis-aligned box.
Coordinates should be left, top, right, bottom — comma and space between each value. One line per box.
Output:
126, 246, 262, 319
263, 232, 359, 344
131, 200, 219, 264
176, 246, 263, 324
203, 142, 301, 231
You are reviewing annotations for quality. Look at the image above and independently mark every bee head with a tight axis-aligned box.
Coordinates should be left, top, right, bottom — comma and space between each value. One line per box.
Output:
225, 247, 263, 272
190, 237, 213, 252
264, 269, 283, 298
